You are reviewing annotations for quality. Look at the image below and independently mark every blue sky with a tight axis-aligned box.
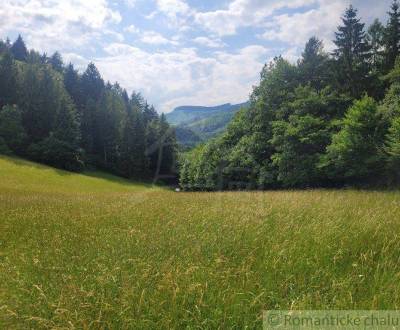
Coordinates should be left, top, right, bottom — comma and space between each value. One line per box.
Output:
0, 0, 394, 112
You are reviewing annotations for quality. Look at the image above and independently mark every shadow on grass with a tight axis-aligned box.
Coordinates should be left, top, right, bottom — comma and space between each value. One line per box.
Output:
0, 154, 160, 189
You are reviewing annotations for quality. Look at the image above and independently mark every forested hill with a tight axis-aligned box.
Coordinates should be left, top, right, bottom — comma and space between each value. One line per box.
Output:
180, 3, 400, 191
0, 35, 177, 181
166, 102, 248, 148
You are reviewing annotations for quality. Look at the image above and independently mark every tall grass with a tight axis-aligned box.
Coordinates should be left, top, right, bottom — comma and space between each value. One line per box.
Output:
1, 155, 400, 328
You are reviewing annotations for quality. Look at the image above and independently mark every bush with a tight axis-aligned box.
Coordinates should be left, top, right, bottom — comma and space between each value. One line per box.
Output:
27, 136, 84, 172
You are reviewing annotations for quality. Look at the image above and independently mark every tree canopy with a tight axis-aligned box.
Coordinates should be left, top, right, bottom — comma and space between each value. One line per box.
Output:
180, 2, 400, 190
0, 35, 177, 181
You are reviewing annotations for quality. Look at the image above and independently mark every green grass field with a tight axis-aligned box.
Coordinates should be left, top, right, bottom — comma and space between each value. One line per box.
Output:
1, 155, 400, 329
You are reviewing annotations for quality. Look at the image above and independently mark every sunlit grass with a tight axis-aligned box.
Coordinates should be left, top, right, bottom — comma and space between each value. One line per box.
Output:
1, 155, 400, 328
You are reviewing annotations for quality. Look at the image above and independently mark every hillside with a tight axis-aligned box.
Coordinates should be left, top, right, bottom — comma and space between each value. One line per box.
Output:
2, 155, 400, 328
166, 102, 248, 148
0, 155, 159, 194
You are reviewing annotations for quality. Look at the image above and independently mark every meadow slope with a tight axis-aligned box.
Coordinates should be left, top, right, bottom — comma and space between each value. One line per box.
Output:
1, 156, 400, 328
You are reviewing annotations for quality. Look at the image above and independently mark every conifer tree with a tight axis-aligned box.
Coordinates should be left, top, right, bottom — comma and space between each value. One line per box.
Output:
0, 51, 17, 108
10, 35, 28, 61
49, 51, 64, 72
120, 108, 147, 178
64, 63, 82, 108
367, 19, 385, 70
384, 0, 400, 72
298, 37, 328, 91
333, 6, 371, 98
81, 63, 104, 102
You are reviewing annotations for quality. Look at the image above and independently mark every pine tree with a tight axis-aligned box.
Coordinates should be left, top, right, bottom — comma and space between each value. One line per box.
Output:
143, 103, 158, 125
333, 6, 371, 98
49, 51, 64, 72
367, 19, 385, 70
10, 35, 28, 61
119, 108, 147, 178
64, 63, 82, 109
158, 114, 177, 175
81, 63, 104, 102
0, 51, 17, 108
384, 0, 400, 72
298, 37, 328, 91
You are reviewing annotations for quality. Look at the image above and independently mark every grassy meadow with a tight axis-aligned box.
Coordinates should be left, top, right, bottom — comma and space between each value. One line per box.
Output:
1, 155, 400, 328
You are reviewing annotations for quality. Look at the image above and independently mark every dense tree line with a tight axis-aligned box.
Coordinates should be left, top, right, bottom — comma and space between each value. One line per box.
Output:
180, 2, 400, 190
0, 35, 177, 180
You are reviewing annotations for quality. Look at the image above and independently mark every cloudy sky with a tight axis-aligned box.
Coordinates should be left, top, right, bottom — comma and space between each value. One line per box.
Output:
0, 0, 394, 112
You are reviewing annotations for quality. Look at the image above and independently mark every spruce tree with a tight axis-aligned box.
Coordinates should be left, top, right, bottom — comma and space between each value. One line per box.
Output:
81, 63, 104, 102
333, 6, 371, 98
10, 35, 28, 61
64, 63, 82, 111
158, 114, 177, 175
49, 51, 64, 72
367, 19, 385, 70
120, 108, 147, 178
298, 37, 328, 91
0, 51, 17, 108
384, 0, 400, 72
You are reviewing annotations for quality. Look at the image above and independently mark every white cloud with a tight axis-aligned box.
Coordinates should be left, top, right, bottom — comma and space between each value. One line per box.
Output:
259, 0, 393, 55
140, 31, 179, 45
1, 0, 394, 114
194, 0, 317, 36
156, 0, 190, 16
260, 1, 345, 50
154, 0, 193, 28
124, 24, 140, 34
193, 37, 225, 48
96, 43, 270, 112
0, 0, 121, 53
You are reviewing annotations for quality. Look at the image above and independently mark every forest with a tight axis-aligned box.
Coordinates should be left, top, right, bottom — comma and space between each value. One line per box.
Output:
2, 3, 400, 190
0, 35, 177, 181
180, 3, 400, 190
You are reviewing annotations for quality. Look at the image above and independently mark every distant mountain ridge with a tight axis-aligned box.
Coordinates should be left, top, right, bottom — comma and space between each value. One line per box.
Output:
166, 102, 249, 148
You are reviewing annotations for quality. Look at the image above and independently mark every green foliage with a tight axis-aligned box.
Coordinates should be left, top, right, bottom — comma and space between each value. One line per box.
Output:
27, 135, 83, 172
298, 37, 329, 91
180, 2, 400, 190
321, 97, 385, 183
332, 6, 372, 98
367, 19, 385, 71
49, 51, 64, 72
0, 35, 177, 181
384, 0, 400, 72
119, 108, 147, 178
386, 117, 400, 173
10, 34, 28, 61
0, 105, 26, 154
271, 87, 334, 187
0, 50, 17, 108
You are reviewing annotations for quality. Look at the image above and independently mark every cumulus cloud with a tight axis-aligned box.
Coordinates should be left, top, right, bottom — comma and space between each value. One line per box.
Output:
1, 0, 395, 113
154, 0, 193, 28
124, 24, 140, 34
140, 31, 179, 45
0, 0, 121, 53
193, 37, 225, 48
194, 0, 317, 36
96, 43, 270, 112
